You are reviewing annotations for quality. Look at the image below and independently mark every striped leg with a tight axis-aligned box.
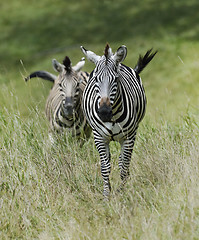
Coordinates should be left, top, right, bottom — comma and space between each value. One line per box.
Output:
94, 132, 111, 199
118, 134, 137, 191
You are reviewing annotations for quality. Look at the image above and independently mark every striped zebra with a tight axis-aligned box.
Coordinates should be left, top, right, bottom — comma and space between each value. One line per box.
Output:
25, 56, 91, 143
81, 44, 157, 198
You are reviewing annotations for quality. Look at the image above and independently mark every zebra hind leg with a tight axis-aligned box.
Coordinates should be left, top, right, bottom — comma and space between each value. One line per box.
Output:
117, 137, 135, 193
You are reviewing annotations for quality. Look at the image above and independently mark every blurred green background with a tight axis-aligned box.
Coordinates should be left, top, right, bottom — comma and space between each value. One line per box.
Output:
0, 0, 199, 121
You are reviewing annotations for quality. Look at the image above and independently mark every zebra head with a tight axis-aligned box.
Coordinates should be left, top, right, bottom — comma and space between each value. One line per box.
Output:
81, 44, 127, 122
52, 56, 85, 118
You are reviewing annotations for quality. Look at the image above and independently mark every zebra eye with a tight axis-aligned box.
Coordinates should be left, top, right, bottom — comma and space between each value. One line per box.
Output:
95, 85, 100, 94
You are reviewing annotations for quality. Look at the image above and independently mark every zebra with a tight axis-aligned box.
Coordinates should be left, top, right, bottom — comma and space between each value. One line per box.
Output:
81, 44, 157, 198
25, 56, 91, 144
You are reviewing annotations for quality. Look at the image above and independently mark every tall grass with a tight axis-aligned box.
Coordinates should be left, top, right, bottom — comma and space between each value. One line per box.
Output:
1, 0, 199, 238
0, 103, 198, 239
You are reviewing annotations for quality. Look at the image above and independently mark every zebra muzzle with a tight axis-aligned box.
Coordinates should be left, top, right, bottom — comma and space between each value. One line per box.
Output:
97, 103, 112, 122
63, 97, 74, 117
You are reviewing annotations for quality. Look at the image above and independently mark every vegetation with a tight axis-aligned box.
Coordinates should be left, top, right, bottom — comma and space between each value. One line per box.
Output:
0, 0, 199, 239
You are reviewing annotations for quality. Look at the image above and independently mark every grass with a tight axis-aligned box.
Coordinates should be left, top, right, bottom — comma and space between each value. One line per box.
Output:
0, 108, 199, 239
0, 0, 199, 239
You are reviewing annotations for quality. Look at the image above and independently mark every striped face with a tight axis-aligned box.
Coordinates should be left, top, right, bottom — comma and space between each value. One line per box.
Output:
94, 56, 119, 122
58, 70, 80, 118
81, 44, 127, 123
52, 57, 85, 119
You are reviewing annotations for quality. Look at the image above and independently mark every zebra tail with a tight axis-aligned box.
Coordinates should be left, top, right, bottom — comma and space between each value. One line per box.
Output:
24, 71, 56, 82
134, 49, 157, 75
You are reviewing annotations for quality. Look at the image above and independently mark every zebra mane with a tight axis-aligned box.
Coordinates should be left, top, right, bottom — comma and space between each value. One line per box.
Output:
104, 43, 110, 59
104, 43, 111, 64
63, 56, 72, 72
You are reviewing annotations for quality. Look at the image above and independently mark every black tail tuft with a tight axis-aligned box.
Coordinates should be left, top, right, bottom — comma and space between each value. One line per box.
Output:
134, 49, 157, 75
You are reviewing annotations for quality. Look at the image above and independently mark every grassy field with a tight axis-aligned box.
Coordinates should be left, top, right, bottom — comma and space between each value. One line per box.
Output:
0, 0, 199, 239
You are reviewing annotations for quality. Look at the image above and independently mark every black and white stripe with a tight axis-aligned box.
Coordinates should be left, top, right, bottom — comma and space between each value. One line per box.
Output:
81, 44, 157, 198
25, 56, 91, 143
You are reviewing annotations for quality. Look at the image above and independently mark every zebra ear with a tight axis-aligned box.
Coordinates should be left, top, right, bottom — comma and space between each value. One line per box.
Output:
72, 57, 85, 72
113, 45, 127, 64
52, 59, 64, 73
80, 46, 101, 65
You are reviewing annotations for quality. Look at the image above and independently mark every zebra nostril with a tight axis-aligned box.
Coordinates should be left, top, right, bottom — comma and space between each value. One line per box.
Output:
97, 104, 112, 122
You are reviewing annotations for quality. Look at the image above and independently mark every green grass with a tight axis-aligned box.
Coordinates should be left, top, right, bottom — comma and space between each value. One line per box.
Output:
0, 109, 199, 239
0, 0, 199, 239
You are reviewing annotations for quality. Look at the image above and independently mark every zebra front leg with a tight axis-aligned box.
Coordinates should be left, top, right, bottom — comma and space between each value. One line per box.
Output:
118, 136, 136, 192
94, 134, 111, 199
